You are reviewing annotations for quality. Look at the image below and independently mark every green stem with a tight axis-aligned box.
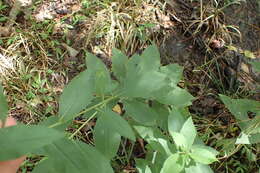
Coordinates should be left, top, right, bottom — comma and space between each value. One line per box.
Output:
48, 121, 63, 128
69, 111, 98, 140
73, 95, 118, 118
49, 95, 118, 128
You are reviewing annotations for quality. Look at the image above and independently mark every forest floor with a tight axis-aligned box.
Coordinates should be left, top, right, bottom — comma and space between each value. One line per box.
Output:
0, 0, 259, 172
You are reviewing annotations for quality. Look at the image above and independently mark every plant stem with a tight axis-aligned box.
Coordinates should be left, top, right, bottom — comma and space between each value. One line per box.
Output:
49, 95, 118, 128
69, 111, 98, 140
74, 95, 118, 117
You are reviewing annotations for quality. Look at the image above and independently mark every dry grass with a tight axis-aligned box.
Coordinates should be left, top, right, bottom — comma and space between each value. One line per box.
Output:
0, 27, 62, 123
79, 0, 173, 56
0, 0, 173, 123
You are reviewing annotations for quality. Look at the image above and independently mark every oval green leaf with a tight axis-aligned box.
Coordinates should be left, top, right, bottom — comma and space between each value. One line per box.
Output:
0, 125, 64, 161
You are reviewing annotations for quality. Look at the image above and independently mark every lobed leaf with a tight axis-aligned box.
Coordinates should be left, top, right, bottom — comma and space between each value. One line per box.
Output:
123, 70, 167, 99
138, 44, 161, 72
219, 95, 260, 121
121, 45, 167, 99
160, 64, 183, 86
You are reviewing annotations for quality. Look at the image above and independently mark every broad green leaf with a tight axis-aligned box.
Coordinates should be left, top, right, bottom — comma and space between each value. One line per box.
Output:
0, 84, 8, 122
124, 100, 158, 126
127, 54, 141, 72
145, 146, 167, 172
168, 108, 186, 134
134, 126, 176, 161
121, 47, 167, 98
134, 126, 155, 139
249, 61, 260, 72
185, 163, 214, 173
160, 64, 183, 85
156, 86, 194, 107
250, 125, 260, 134
0, 125, 64, 161
59, 70, 94, 121
190, 145, 218, 164
160, 153, 184, 173
111, 48, 128, 80
86, 52, 112, 95
180, 117, 197, 148
33, 138, 113, 173
219, 95, 260, 121
94, 114, 121, 159
215, 138, 236, 156
123, 70, 167, 98
139, 44, 160, 71
136, 159, 152, 173
249, 133, 260, 144
100, 109, 135, 141
151, 102, 169, 130
171, 132, 189, 150
220, 95, 260, 134
81, 97, 106, 118
244, 147, 256, 162
156, 138, 176, 156
32, 161, 58, 173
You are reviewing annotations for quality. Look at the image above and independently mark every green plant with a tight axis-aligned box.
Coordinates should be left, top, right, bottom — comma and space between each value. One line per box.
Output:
0, 45, 219, 172
0, 0, 8, 22
220, 95, 260, 145
78, 0, 168, 56
215, 95, 260, 172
